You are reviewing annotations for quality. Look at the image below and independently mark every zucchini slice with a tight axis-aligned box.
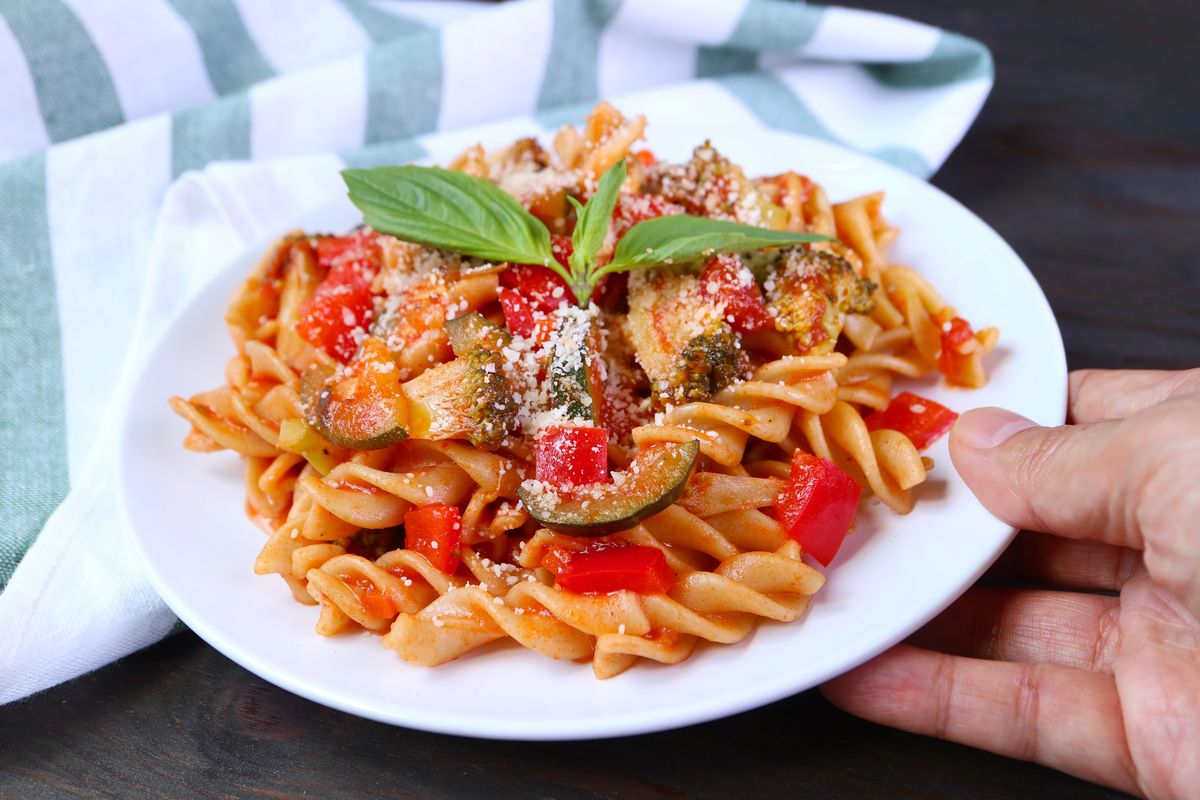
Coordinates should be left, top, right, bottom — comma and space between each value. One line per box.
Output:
444, 312, 510, 357
549, 312, 605, 423
303, 337, 409, 450
518, 440, 699, 536
277, 418, 341, 475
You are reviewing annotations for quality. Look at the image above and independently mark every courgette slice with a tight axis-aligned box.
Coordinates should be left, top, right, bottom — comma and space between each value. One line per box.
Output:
549, 311, 605, 423
518, 440, 699, 536
444, 312, 510, 357
303, 337, 409, 450
277, 418, 340, 475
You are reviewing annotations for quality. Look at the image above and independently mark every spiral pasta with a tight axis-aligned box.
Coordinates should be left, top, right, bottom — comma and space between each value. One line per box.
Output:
170, 103, 996, 677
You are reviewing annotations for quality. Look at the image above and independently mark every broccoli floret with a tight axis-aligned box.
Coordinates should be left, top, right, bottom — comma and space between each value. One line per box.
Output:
766, 249, 876, 353
445, 312, 510, 358
402, 348, 516, 447
675, 328, 749, 402
625, 269, 751, 404
344, 527, 405, 560
649, 141, 788, 227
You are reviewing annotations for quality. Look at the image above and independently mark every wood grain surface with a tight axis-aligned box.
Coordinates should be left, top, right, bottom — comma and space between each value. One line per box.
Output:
2, 1, 1195, 797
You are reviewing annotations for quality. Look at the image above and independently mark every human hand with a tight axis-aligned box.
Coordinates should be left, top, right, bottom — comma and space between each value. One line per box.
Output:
823, 368, 1200, 799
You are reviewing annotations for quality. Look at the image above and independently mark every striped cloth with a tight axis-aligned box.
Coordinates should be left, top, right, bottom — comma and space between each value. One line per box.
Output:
0, 0, 992, 703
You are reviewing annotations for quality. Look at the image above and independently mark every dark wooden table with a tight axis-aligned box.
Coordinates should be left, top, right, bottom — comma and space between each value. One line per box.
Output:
2, 1, 1196, 798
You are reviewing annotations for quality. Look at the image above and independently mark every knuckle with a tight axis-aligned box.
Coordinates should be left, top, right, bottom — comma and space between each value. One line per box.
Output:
1004, 428, 1081, 530
1112, 545, 1141, 589
1127, 420, 1197, 540
931, 654, 957, 741
972, 590, 1005, 659
1170, 367, 1200, 397
1089, 604, 1122, 672
1068, 369, 1104, 417
1011, 426, 1076, 481
1013, 663, 1045, 763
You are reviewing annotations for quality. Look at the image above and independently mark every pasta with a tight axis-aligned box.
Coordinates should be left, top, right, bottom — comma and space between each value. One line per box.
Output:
170, 102, 997, 678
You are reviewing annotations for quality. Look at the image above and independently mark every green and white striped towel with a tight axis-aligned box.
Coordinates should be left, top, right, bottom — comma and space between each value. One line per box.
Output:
0, 0, 991, 703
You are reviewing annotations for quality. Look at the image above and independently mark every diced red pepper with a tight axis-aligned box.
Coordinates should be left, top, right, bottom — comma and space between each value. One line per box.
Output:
540, 543, 576, 576
404, 503, 463, 574
611, 193, 684, 242
774, 451, 862, 567
540, 540, 621, 575
498, 234, 575, 338
865, 391, 958, 451
550, 235, 573, 269
295, 276, 374, 363
500, 263, 571, 311
633, 150, 657, 168
535, 426, 610, 489
938, 316, 977, 378
498, 287, 537, 338
593, 271, 627, 312
700, 253, 773, 333
297, 230, 384, 362
556, 544, 675, 595
315, 228, 382, 271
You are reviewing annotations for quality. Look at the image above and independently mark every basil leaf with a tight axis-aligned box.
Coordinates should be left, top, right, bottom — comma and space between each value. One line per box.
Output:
342, 165, 556, 267
602, 215, 834, 274
569, 158, 625, 279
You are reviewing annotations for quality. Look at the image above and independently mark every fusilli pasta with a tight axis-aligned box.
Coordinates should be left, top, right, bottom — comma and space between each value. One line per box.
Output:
170, 103, 996, 677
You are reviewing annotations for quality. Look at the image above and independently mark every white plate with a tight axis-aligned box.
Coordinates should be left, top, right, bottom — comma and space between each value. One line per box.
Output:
120, 116, 1066, 741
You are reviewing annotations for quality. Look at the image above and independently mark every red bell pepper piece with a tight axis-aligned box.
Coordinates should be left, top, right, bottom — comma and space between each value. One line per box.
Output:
404, 503, 463, 574
938, 316, 977, 378
497, 288, 537, 338
633, 150, 657, 168
550, 235, 573, 269
500, 263, 571, 312
592, 271, 627, 312
296, 230, 384, 362
865, 391, 959, 451
498, 235, 576, 337
540, 543, 576, 576
295, 279, 373, 363
700, 253, 773, 333
774, 451, 862, 566
540, 539, 621, 576
611, 193, 684, 242
315, 227, 382, 270
535, 426, 610, 489
556, 544, 675, 595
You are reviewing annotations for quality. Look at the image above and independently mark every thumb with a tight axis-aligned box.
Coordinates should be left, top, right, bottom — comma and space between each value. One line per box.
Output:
952, 399, 1200, 620
949, 407, 1139, 549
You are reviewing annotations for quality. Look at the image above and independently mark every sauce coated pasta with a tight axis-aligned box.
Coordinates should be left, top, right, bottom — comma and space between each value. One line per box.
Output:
170, 102, 998, 678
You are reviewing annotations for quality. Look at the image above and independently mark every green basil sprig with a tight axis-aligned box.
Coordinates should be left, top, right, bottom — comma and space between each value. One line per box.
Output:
600, 215, 832, 275
564, 157, 626, 302
341, 165, 560, 271
343, 158, 834, 308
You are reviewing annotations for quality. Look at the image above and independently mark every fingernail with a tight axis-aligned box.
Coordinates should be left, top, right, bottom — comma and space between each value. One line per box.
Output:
953, 407, 1038, 449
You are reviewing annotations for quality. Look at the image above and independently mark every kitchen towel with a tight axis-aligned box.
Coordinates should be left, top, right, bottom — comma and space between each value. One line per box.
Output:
0, 0, 991, 703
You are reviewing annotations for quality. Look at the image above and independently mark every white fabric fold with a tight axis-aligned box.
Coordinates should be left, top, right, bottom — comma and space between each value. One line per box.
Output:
0, 0, 993, 703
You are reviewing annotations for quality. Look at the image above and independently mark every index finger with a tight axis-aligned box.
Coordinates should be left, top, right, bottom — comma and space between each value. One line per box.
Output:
822, 644, 1140, 795
1069, 368, 1200, 424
